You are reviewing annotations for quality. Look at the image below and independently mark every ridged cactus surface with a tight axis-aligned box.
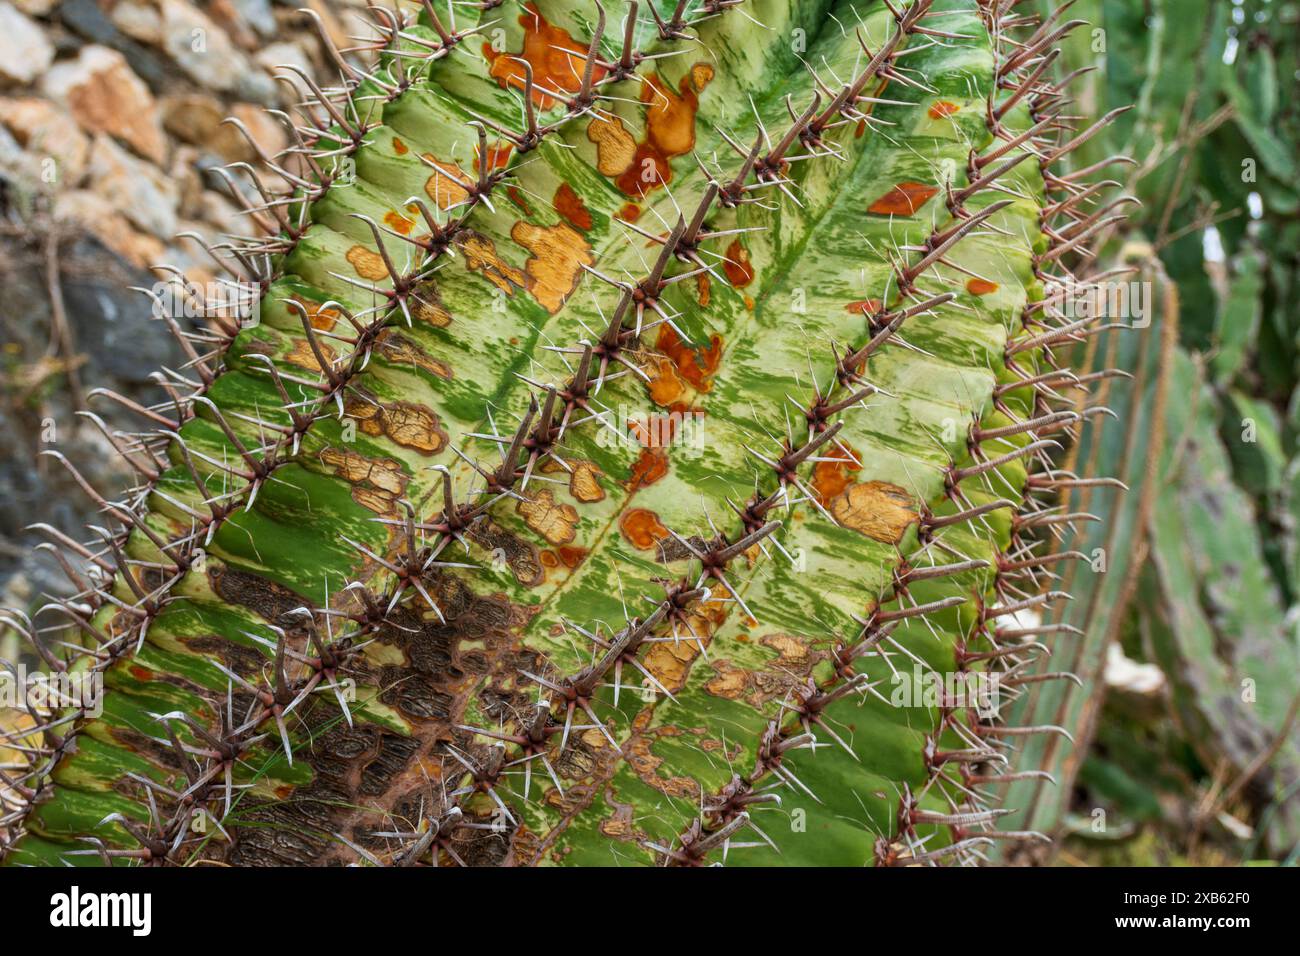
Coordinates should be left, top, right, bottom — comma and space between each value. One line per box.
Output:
0, 0, 1120, 866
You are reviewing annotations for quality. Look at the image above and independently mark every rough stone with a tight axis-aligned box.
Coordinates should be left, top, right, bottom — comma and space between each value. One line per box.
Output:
53, 189, 167, 267
0, 3, 55, 86
161, 93, 240, 160
86, 133, 179, 239
110, 0, 163, 44
0, 98, 91, 186
41, 45, 166, 163
159, 0, 249, 92
229, 102, 286, 159
253, 40, 315, 94
10, 0, 56, 15
59, 235, 185, 382
57, 0, 174, 91
209, 0, 275, 47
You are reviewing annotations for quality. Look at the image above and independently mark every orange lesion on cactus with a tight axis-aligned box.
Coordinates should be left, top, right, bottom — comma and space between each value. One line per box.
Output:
587, 114, 637, 176
615, 65, 712, 197
460, 232, 526, 295
555, 546, 588, 569
615, 202, 641, 222
344, 395, 448, 454
345, 245, 388, 281
695, 273, 711, 307
645, 356, 686, 406
928, 100, 961, 118
722, 239, 754, 287
475, 140, 513, 173
639, 599, 729, 692
319, 446, 408, 517
846, 298, 883, 315
810, 442, 864, 506
507, 185, 534, 215
625, 717, 703, 799
587, 113, 637, 178
569, 460, 606, 503
284, 336, 337, 374
483, 2, 607, 109
541, 457, 604, 503
830, 481, 917, 544
704, 634, 825, 706
391, 136, 409, 155
704, 660, 749, 699
510, 220, 593, 313
810, 441, 916, 543
966, 277, 1000, 295
553, 183, 593, 231
421, 155, 471, 210
625, 447, 669, 490
517, 489, 579, 544
620, 508, 670, 550
655, 324, 723, 393
289, 297, 340, 331
627, 404, 700, 450
410, 283, 453, 328
868, 182, 938, 216
383, 207, 419, 235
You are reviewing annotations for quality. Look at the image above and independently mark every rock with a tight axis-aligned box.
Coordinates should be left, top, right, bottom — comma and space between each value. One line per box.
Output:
159, 0, 248, 92
58, 235, 185, 383
0, 121, 47, 206
41, 45, 166, 164
158, 95, 287, 165
85, 134, 179, 239
161, 93, 239, 160
165, 227, 219, 288
196, 189, 243, 235
57, 0, 173, 91
0, 98, 91, 186
253, 40, 315, 94
229, 102, 286, 159
226, 0, 276, 39
233, 69, 276, 107
208, 0, 274, 48
0, 3, 54, 86
10, 0, 56, 15
169, 144, 206, 219
53, 189, 167, 268
109, 0, 163, 45
0, 231, 186, 596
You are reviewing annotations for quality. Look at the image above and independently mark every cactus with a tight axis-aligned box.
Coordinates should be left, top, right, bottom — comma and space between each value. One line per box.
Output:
0, 0, 1132, 867
996, 0, 1300, 860
996, 243, 1178, 856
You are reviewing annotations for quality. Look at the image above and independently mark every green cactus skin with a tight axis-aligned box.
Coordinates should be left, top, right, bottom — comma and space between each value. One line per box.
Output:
0, 0, 1120, 866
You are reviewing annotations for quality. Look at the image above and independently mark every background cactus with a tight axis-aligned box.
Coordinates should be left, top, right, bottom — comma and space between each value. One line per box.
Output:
2, 0, 1265, 868
999, 0, 1300, 863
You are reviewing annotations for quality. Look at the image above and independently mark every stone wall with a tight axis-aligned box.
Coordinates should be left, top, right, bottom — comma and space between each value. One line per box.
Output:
0, 0, 372, 611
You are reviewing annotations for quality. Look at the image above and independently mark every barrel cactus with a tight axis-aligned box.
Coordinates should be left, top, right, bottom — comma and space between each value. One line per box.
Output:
0, 0, 1130, 866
